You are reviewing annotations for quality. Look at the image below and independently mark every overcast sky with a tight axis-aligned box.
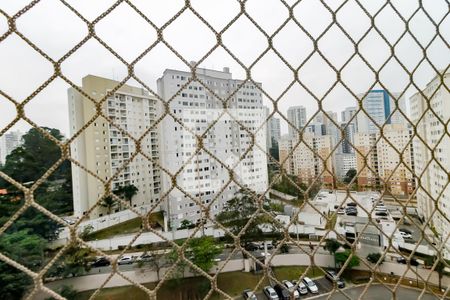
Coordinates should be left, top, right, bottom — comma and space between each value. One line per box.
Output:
0, 0, 448, 136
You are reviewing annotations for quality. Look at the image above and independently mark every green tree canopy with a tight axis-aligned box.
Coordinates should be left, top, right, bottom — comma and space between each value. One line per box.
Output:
215, 189, 267, 246
335, 249, 360, 270
344, 169, 357, 184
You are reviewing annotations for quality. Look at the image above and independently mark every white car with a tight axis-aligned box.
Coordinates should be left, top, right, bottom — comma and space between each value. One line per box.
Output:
118, 256, 134, 265
282, 280, 300, 299
263, 286, 279, 300
400, 231, 412, 239
292, 280, 308, 295
302, 277, 319, 294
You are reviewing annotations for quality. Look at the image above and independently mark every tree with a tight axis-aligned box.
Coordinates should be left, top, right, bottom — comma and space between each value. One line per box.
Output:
100, 196, 117, 215
0, 127, 70, 187
139, 253, 167, 281
188, 236, 223, 273
115, 184, 139, 206
367, 253, 383, 264
335, 249, 360, 270
425, 256, 446, 290
0, 230, 46, 300
179, 219, 193, 230
216, 189, 268, 248
344, 169, 357, 184
48, 244, 92, 278
324, 239, 342, 269
45, 285, 78, 300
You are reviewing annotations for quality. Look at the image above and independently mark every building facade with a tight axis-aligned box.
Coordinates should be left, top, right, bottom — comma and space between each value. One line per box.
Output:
287, 106, 307, 137
68, 75, 161, 218
0, 130, 22, 166
354, 124, 414, 196
356, 90, 406, 134
410, 72, 450, 258
157, 67, 268, 228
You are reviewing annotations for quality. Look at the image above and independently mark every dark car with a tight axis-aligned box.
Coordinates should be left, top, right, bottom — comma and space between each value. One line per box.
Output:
397, 257, 419, 266
91, 257, 110, 267
375, 211, 388, 217
346, 202, 357, 207
324, 270, 345, 288
273, 284, 291, 300
242, 288, 257, 300
346, 209, 358, 216
244, 243, 259, 251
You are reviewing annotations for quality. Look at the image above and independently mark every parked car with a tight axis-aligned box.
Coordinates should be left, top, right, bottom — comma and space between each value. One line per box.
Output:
399, 228, 413, 234
137, 253, 153, 262
396, 257, 419, 266
324, 270, 345, 288
282, 280, 300, 299
302, 277, 319, 294
259, 241, 274, 250
245, 243, 259, 251
375, 211, 388, 217
347, 202, 357, 207
399, 231, 412, 239
118, 255, 134, 265
91, 257, 110, 267
263, 286, 280, 300
273, 284, 291, 300
242, 289, 257, 300
337, 208, 345, 215
346, 208, 358, 216
292, 280, 308, 295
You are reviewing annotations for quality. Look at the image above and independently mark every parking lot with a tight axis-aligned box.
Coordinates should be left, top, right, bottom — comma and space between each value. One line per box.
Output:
244, 277, 334, 299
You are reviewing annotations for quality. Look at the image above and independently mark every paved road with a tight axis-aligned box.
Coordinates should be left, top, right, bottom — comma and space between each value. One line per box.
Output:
313, 285, 444, 300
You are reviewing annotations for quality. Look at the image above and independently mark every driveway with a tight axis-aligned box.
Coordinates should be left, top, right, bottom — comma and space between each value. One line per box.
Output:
312, 285, 444, 300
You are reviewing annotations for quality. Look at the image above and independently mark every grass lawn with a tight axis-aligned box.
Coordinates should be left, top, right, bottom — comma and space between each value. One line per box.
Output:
75, 266, 322, 300
86, 212, 164, 241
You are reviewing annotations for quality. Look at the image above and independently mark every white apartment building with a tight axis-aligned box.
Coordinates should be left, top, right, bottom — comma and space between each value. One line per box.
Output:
279, 133, 335, 186
157, 67, 268, 228
335, 153, 357, 180
0, 130, 22, 165
410, 72, 450, 258
354, 124, 414, 196
376, 124, 415, 196
68, 75, 161, 218
287, 106, 307, 137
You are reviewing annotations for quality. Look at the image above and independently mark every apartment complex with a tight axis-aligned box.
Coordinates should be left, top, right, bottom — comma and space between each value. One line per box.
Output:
0, 130, 22, 165
157, 67, 268, 228
354, 124, 414, 196
410, 72, 450, 258
287, 106, 307, 137
68, 75, 161, 218
279, 133, 335, 186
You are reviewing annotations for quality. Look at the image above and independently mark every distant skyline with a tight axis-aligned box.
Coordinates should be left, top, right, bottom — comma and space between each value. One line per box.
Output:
0, 0, 448, 136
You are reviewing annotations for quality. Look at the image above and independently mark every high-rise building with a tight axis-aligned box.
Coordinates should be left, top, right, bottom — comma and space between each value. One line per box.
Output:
354, 124, 414, 196
268, 117, 281, 148
68, 75, 161, 218
356, 90, 406, 133
341, 106, 357, 124
287, 106, 307, 137
279, 133, 335, 186
335, 153, 357, 180
340, 122, 357, 154
0, 130, 22, 166
410, 72, 450, 258
376, 124, 415, 196
157, 67, 268, 228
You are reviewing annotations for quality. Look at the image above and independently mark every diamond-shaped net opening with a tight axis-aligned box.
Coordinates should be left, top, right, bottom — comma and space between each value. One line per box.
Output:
0, 1, 449, 300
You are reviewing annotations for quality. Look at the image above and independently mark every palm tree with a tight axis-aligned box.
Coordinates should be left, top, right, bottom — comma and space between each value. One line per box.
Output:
100, 196, 117, 214
115, 184, 139, 206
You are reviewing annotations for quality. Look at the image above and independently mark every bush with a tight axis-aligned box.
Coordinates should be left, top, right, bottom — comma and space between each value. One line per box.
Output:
367, 253, 383, 264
